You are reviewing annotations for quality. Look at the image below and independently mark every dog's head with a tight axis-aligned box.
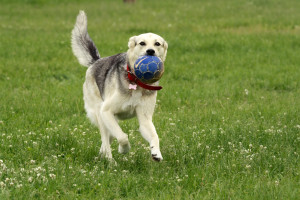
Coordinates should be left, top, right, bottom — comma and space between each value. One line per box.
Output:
127, 33, 168, 67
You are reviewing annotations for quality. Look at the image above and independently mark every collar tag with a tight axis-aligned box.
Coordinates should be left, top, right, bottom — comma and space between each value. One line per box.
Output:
129, 83, 137, 90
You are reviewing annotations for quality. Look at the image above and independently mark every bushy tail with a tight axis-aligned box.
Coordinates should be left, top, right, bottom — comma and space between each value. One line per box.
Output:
71, 11, 100, 67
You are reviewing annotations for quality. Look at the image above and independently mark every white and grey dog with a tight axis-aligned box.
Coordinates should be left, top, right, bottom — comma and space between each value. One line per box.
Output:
71, 11, 168, 162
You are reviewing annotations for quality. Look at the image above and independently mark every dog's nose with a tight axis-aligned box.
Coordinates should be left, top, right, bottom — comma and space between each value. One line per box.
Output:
146, 49, 155, 56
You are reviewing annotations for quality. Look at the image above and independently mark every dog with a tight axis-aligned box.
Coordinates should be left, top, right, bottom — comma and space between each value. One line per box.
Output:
71, 11, 168, 162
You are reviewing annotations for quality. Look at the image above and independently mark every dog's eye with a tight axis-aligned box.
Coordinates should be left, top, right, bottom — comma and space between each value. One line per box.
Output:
139, 42, 146, 46
154, 42, 161, 46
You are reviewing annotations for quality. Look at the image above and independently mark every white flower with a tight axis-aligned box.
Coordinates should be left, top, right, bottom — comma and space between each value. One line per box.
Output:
0, 182, 5, 187
49, 174, 56, 179
244, 89, 249, 95
28, 177, 33, 183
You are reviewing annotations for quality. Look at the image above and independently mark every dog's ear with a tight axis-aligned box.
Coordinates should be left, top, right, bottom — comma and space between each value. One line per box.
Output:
163, 40, 168, 50
128, 36, 137, 49
162, 40, 168, 61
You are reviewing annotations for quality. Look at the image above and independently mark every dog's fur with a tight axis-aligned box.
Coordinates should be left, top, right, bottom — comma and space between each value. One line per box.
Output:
71, 11, 168, 162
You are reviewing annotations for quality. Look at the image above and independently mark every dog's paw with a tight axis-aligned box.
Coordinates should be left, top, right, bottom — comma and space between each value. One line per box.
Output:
118, 136, 130, 154
99, 145, 112, 159
118, 142, 131, 154
151, 153, 163, 162
151, 148, 163, 162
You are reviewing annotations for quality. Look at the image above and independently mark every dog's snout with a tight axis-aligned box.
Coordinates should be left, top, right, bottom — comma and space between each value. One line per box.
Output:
146, 49, 155, 56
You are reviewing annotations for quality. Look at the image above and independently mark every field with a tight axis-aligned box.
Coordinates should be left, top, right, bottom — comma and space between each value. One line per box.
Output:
0, 0, 300, 199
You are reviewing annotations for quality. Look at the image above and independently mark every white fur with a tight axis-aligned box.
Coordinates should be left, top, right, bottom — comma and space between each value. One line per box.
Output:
71, 11, 168, 162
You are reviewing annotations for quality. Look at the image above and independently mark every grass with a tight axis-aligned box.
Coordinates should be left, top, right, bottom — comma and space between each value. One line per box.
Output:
0, 0, 300, 199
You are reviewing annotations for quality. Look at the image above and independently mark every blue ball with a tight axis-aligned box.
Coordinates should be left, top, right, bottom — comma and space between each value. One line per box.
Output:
133, 56, 164, 84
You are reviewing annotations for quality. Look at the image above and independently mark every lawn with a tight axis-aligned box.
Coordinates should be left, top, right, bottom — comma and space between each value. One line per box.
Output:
0, 0, 299, 199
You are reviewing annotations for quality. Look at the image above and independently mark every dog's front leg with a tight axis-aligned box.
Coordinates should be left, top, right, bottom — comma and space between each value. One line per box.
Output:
136, 107, 163, 162
97, 115, 113, 160
100, 109, 131, 154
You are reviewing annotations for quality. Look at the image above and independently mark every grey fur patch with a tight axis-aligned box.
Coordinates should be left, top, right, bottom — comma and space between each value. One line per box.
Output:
83, 33, 100, 64
92, 53, 126, 99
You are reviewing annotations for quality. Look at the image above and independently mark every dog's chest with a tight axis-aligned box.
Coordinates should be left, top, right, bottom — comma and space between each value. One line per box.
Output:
116, 90, 143, 119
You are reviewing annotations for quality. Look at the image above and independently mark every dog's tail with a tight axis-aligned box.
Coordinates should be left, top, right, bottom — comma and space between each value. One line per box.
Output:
71, 11, 100, 67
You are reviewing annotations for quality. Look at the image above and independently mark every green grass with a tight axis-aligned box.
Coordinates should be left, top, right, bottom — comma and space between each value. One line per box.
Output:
1, 0, 300, 199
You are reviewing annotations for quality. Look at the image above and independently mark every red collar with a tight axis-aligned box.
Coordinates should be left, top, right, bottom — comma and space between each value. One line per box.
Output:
127, 65, 162, 91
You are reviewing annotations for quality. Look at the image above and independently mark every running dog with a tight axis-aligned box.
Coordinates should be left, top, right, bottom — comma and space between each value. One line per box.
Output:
71, 11, 168, 162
